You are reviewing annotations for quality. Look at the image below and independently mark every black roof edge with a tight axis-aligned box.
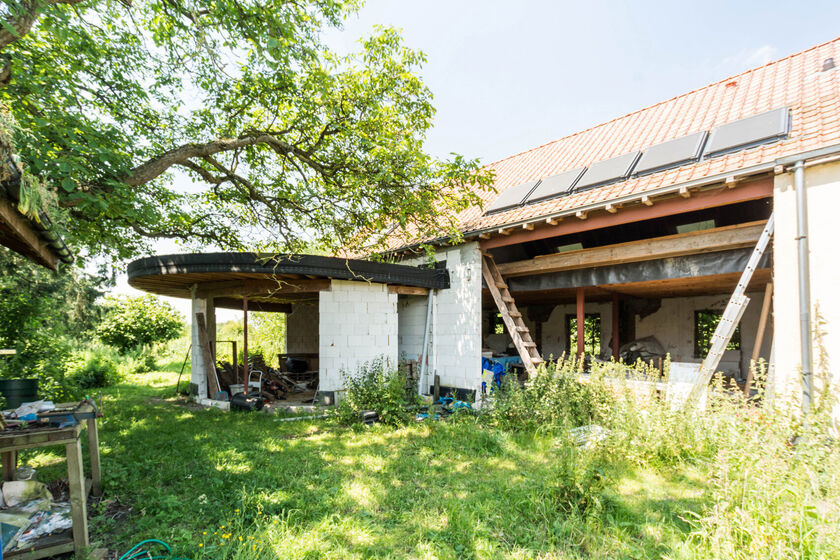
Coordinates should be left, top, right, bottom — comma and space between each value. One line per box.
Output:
127, 252, 450, 290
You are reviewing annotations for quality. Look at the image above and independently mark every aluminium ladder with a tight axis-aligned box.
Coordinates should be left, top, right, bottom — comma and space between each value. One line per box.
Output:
482, 253, 544, 377
686, 212, 775, 406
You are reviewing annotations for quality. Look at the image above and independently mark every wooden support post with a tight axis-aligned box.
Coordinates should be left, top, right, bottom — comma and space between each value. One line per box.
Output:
66, 437, 90, 551
433, 374, 440, 402
745, 281, 773, 395
576, 287, 585, 357
195, 313, 220, 397
87, 417, 102, 497
232, 340, 238, 379
612, 294, 620, 360
2, 450, 16, 481
243, 295, 249, 394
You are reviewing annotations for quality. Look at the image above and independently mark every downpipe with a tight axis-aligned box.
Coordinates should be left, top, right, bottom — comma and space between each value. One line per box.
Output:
794, 160, 814, 416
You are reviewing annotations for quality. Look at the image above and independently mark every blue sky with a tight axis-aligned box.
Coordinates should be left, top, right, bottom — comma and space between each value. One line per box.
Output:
326, 0, 840, 164
117, 1, 840, 318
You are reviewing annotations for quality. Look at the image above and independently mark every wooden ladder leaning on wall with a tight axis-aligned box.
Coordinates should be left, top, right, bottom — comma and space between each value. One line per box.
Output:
481, 253, 543, 377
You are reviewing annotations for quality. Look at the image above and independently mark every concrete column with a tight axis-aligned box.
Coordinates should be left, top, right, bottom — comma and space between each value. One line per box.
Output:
190, 286, 208, 397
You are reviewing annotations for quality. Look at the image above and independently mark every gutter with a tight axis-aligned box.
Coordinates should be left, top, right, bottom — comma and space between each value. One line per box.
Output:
387, 142, 840, 257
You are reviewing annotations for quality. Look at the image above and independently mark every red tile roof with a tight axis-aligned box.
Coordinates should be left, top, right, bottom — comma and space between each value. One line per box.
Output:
384, 36, 840, 252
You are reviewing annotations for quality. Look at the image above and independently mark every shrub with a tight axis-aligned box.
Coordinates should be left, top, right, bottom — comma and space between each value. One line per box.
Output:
336, 357, 418, 426
485, 354, 616, 433
97, 295, 183, 353
65, 346, 122, 390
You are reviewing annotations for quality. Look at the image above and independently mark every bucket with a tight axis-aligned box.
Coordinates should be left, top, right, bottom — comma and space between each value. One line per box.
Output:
229, 384, 245, 395
0, 378, 39, 409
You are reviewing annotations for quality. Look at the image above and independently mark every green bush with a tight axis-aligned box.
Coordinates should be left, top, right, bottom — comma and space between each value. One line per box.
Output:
336, 357, 418, 426
65, 346, 122, 390
97, 295, 183, 353
485, 354, 616, 433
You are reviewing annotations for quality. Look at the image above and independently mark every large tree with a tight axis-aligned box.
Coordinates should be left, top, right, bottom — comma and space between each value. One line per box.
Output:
0, 0, 490, 260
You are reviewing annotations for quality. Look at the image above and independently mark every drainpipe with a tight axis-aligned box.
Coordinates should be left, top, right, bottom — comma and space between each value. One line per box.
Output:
794, 160, 813, 415
418, 290, 434, 396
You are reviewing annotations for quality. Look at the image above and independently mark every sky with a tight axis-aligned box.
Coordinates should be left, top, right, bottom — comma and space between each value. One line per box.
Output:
114, 0, 840, 321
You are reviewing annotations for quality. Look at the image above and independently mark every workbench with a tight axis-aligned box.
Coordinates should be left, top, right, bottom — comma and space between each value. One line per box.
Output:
0, 402, 101, 559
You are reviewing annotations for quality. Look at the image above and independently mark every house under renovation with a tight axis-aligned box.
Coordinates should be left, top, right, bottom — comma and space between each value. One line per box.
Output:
130, 37, 840, 413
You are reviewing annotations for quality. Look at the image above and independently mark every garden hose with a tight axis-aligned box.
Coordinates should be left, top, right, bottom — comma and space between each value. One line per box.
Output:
118, 539, 191, 560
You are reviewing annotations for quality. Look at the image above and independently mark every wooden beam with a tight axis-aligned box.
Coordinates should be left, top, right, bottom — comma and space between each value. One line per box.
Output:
545, 217, 560, 226
197, 278, 329, 298
576, 287, 585, 357
745, 281, 773, 396
496, 220, 767, 277
522, 222, 534, 231
478, 232, 491, 240
679, 186, 691, 198
242, 295, 249, 393
0, 197, 57, 270
641, 195, 653, 206
612, 294, 620, 360
498, 228, 511, 236
605, 203, 618, 214
388, 285, 429, 296
725, 176, 738, 189
479, 176, 773, 250
195, 312, 220, 398
576, 210, 588, 220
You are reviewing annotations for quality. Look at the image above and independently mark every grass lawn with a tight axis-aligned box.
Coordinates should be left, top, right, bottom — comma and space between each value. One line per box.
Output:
22, 369, 709, 559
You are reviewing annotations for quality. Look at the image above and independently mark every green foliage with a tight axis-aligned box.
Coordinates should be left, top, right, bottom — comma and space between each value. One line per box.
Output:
249, 312, 286, 367
1, 1, 491, 261
0, 249, 105, 401
97, 295, 183, 353
336, 357, 418, 426
485, 354, 615, 433
65, 345, 122, 390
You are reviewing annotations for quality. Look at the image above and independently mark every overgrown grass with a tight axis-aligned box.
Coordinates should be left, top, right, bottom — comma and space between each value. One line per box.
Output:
18, 352, 840, 559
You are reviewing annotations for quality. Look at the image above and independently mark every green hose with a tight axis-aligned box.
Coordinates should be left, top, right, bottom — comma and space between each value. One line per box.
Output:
119, 539, 191, 560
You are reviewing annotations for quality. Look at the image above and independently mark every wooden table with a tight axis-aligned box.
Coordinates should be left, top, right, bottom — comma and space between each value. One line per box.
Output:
0, 402, 101, 559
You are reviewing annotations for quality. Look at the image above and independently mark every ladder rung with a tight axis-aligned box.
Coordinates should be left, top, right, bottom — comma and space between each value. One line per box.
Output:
495, 281, 506, 288
502, 296, 514, 303
515, 326, 528, 332
522, 342, 536, 348
531, 358, 545, 364
509, 311, 521, 318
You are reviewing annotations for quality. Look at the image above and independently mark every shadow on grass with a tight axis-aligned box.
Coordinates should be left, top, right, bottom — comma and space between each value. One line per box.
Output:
47, 372, 708, 559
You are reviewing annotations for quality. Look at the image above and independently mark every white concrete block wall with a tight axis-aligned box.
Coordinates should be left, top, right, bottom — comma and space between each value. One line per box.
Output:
636, 293, 770, 378
773, 161, 840, 416
286, 302, 319, 354
319, 280, 398, 392
399, 243, 483, 394
190, 293, 208, 397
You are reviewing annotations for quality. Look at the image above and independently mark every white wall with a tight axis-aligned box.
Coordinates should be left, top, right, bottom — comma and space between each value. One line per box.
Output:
541, 302, 614, 360
773, 160, 840, 414
318, 280, 398, 393
399, 243, 483, 393
190, 292, 208, 397
286, 301, 319, 354
398, 294, 427, 360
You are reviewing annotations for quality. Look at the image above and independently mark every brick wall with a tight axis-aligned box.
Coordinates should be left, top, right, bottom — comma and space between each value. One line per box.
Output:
318, 280, 398, 392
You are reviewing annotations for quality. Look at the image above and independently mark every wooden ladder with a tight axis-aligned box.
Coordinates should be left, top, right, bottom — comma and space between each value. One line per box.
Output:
482, 253, 544, 376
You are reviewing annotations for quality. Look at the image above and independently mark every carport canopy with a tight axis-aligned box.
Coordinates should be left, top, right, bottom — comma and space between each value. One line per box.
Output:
128, 252, 449, 310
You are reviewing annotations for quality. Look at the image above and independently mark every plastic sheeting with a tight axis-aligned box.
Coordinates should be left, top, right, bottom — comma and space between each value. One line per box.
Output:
506, 248, 771, 292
